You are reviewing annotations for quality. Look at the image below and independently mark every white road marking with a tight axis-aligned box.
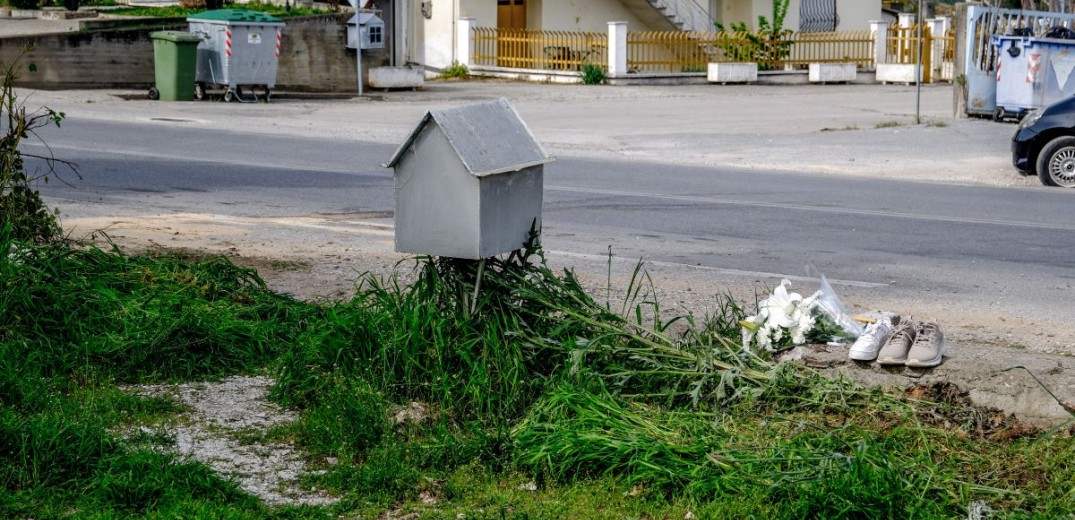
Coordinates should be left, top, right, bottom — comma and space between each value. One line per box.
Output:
548, 250, 886, 288
548, 185, 1075, 232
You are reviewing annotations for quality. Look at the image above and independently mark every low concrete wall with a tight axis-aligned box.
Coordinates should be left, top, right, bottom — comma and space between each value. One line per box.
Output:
0, 14, 387, 92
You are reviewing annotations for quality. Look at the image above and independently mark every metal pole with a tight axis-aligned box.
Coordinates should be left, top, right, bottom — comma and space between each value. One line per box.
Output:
358, 47, 364, 96
916, 0, 923, 124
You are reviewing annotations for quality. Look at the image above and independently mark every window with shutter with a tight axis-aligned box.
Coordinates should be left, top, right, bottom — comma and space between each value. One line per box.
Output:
800, 0, 838, 32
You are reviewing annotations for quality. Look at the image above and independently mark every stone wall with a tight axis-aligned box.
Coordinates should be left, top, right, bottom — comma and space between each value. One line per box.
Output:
0, 14, 387, 92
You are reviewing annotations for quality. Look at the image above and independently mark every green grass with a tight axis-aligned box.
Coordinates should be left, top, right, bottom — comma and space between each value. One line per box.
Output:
440, 61, 469, 79
1, 224, 1073, 518
875, 120, 904, 129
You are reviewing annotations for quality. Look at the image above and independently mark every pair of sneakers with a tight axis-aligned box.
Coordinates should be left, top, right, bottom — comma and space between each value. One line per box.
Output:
848, 316, 947, 367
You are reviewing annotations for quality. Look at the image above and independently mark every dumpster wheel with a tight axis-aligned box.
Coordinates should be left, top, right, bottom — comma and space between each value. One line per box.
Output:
195, 83, 206, 101
148, 87, 159, 101
993, 107, 1006, 122
224, 88, 237, 102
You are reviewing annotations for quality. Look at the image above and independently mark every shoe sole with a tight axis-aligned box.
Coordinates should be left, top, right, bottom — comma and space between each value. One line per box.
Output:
849, 350, 879, 361
905, 343, 947, 368
877, 357, 907, 366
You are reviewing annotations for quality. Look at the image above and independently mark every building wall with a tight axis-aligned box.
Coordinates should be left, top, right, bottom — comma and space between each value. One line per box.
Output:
714, 0, 755, 30
835, 1, 880, 31
0, 15, 386, 92
713, 0, 880, 32
537, 0, 650, 32
416, 0, 460, 69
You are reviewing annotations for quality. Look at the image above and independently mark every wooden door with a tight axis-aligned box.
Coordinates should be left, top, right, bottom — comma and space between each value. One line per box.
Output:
497, 0, 526, 29
497, 0, 526, 67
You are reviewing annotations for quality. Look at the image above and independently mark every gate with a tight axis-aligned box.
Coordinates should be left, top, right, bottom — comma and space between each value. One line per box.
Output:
962, 5, 1075, 117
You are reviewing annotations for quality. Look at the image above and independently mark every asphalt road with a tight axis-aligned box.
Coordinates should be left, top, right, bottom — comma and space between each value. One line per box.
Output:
30, 116, 1075, 327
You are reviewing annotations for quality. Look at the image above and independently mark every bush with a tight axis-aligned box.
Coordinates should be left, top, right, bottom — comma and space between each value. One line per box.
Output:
0, 48, 76, 244
440, 61, 469, 79
581, 63, 606, 85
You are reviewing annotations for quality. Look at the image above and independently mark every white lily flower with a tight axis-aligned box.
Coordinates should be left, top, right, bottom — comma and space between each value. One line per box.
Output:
740, 279, 823, 352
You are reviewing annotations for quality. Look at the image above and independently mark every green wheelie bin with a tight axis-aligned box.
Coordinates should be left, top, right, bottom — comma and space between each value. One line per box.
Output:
149, 31, 202, 101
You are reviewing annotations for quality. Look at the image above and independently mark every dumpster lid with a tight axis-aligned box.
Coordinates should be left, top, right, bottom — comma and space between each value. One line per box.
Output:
187, 9, 284, 24
150, 30, 203, 43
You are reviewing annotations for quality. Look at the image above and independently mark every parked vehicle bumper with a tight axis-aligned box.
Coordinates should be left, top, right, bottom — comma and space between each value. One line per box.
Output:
1012, 127, 1039, 174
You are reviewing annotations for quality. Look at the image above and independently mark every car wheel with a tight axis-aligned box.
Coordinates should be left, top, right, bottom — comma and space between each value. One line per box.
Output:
1036, 136, 1075, 187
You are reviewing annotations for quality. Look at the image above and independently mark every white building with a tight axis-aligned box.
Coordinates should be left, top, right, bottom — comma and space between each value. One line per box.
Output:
372, 0, 880, 70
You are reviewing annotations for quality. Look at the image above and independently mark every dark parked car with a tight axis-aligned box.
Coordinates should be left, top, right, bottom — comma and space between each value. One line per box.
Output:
1012, 96, 1075, 187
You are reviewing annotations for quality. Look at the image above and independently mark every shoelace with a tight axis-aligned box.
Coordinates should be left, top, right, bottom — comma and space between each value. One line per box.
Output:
888, 325, 913, 343
914, 323, 938, 345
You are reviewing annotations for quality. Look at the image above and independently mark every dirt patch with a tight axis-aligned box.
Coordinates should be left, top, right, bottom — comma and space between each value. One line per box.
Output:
903, 381, 1047, 440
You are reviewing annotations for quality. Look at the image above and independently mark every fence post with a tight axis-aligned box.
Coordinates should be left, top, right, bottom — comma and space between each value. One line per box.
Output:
870, 20, 889, 68
608, 21, 628, 76
457, 17, 474, 68
898, 13, 915, 29
928, 16, 948, 81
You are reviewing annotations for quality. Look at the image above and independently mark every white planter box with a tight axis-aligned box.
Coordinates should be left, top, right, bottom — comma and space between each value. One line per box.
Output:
875, 63, 923, 84
808, 63, 857, 83
369, 67, 425, 89
707, 62, 757, 84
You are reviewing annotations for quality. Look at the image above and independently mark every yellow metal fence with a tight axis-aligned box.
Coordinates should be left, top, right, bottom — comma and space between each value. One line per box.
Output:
472, 27, 607, 71
885, 25, 936, 82
472, 27, 874, 74
628, 30, 873, 72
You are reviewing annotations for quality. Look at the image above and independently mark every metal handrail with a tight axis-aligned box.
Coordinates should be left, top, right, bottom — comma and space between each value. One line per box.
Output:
650, 0, 716, 33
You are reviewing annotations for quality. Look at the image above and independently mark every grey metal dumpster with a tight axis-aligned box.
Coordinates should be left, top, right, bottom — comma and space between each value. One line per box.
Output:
993, 35, 1075, 121
187, 9, 284, 102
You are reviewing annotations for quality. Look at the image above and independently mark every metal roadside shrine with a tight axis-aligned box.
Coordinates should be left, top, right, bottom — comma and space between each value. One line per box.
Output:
187, 9, 285, 102
385, 98, 554, 261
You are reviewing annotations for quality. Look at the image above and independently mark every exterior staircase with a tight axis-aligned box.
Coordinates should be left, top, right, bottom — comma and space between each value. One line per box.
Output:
620, 0, 716, 33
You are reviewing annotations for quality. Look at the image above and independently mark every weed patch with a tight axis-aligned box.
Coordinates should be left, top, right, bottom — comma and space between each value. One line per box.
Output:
1, 226, 1072, 517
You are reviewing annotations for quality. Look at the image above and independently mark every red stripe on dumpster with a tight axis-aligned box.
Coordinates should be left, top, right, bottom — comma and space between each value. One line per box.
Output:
275, 30, 281, 58
225, 31, 232, 57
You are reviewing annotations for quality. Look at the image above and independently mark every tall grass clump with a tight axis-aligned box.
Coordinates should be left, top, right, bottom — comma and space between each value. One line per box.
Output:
274, 233, 791, 431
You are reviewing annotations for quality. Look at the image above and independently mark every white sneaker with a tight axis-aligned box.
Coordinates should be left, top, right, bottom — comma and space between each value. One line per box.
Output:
848, 316, 900, 361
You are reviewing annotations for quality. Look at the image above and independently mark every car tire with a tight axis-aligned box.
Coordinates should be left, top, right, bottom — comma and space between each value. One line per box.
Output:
1035, 136, 1075, 187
